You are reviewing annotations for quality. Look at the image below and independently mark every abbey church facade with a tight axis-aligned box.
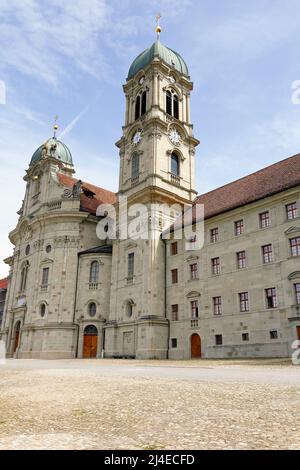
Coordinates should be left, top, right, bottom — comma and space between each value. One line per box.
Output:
1, 37, 300, 360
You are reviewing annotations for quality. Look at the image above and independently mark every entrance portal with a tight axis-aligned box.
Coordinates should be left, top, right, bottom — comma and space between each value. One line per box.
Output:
191, 333, 201, 359
83, 325, 98, 358
13, 321, 21, 353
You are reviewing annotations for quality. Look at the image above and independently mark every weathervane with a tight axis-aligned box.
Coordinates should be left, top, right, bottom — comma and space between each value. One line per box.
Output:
156, 13, 162, 39
53, 115, 59, 138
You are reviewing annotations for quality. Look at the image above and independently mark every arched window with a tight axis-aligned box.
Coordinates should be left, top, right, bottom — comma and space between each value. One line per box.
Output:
20, 261, 29, 292
171, 152, 180, 176
89, 261, 99, 284
135, 95, 141, 121
88, 302, 97, 317
166, 90, 172, 116
173, 94, 179, 119
166, 89, 179, 119
135, 91, 147, 120
126, 300, 134, 318
131, 153, 140, 179
40, 303, 46, 318
141, 91, 147, 116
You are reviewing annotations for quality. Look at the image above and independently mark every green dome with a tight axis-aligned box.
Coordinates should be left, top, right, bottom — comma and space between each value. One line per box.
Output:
30, 137, 73, 167
128, 40, 189, 80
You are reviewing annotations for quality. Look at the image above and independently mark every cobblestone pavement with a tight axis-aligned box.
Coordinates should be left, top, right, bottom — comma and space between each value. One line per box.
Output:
0, 359, 299, 450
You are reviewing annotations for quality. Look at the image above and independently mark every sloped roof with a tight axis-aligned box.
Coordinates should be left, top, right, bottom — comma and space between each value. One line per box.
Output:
194, 152, 300, 221
168, 153, 300, 233
0, 278, 8, 290
79, 245, 113, 256
57, 174, 116, 216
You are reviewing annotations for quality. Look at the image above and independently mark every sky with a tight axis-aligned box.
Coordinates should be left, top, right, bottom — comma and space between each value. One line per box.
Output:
0, 0, 300, 277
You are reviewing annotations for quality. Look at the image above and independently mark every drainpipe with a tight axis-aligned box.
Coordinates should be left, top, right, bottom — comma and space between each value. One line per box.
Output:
73, 254, 81, 358
162, 237, 170, 359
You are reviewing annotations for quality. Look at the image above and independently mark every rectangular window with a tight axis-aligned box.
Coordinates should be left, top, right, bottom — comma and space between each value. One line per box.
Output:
215, 334, 223, 346
171, 242, 178, 256
286, 202, 298, 220
211, 257, 221, 275
210, 228, 219, 243
128, 253, 134, 279
171, 338, 177, 349
237, 251, 246, 269
41, 267, 49, 287
295, 284, 300, 305
262, 244, 273, 264
270, 330, 278, 340
213, 296, 223, 316
290, 237, 300, 257
242, 333, 249, 341
234, 219, 244, 236
191, 300, 199, 319
239, 292, 249, 312
190, 263, 198, 280
171, 304, 179, 321
265, 288, 278, 309
171, 269, 178, 284
259, 211, 270, 228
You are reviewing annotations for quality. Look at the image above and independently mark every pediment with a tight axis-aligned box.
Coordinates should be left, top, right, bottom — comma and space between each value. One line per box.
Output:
285, 226, 300, 235
186, 291, 201, 299
186, 255, 199, 262
288, 271, 300, 281
40, 258, 53, 265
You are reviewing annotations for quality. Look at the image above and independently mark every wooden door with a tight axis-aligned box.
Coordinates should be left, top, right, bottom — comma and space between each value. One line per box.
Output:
83, 325, 98, 358
13, 322, 21, 353
14, 330, 20, 353
191, 334, 201, 359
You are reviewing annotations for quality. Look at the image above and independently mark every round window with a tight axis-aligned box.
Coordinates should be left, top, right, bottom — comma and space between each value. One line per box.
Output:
46, 245, 52, 253
25, 245, 30, 256
88, 302, 97, 317
40, 303, 46, 318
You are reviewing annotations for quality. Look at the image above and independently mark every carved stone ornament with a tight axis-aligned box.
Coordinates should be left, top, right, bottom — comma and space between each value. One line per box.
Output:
63, 180, 82, 199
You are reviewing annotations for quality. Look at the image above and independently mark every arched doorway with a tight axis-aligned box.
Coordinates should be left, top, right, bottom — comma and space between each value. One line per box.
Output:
13, 321, 21, 353
191, 333, 201, 359
83, 325, 98, 359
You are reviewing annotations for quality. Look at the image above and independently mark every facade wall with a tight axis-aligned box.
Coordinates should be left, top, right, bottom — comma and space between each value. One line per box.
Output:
167, 187, 300, 359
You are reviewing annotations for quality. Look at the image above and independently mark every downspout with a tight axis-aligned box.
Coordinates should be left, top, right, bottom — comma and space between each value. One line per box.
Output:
73, 254, 80, 358
162, 236, 170, 360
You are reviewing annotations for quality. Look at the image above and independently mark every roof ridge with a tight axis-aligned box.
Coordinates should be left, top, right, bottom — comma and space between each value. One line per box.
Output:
195, 152, 300, 202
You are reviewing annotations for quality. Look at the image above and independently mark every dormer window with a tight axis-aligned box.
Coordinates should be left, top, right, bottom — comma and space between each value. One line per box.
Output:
166, 90, 179, 119
135, 91, 147, 120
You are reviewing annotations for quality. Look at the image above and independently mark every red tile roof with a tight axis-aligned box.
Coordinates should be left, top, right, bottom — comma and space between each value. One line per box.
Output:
57, 174, 116, 216
0, 278, 8, 290
194, 152, 300, 221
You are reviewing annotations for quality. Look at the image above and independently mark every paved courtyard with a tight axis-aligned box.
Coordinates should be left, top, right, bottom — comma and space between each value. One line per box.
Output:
0, 358, 299, 450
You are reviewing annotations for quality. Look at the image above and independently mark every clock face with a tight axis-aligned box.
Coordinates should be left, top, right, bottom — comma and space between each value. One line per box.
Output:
139, 76, 145, 85
132, 130, 142, 145
169, 129, 181, 145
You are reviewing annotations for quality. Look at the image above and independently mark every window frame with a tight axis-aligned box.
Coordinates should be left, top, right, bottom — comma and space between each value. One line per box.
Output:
265, 288, 278, 309
237, 251, 247, 270
259, 211, 270, 229
211, 257, 221, 275
234, 219, 244, 236
239, 292, 249, 312
290, 237, 300, 257
262, 244, 273, 264
171, 269, 178, 285
210, 228, 219, 244
89, 261, 100, 284
286, 202, 298, 221
213, 296, 223, 316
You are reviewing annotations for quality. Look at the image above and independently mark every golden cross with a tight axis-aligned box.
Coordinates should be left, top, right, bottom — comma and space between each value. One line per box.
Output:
155, 13, 162, 39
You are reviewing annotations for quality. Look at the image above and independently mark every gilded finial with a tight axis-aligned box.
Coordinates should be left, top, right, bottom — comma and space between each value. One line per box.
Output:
156, 13, 162, 39
53, 115, 59, 138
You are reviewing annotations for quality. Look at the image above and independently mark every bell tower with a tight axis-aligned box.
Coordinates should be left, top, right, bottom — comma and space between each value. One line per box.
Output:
105, 22, 200, 360
116, 20, 199, 207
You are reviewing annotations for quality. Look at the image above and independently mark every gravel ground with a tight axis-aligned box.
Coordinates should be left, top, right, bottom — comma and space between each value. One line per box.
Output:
0, 358, 299, 450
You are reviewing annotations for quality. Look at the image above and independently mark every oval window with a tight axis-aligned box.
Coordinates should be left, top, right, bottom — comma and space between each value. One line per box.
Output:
88, 302, 97, 317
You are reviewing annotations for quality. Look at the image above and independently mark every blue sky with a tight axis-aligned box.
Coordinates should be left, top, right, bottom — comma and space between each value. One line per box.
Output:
0, 0, 300, 277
